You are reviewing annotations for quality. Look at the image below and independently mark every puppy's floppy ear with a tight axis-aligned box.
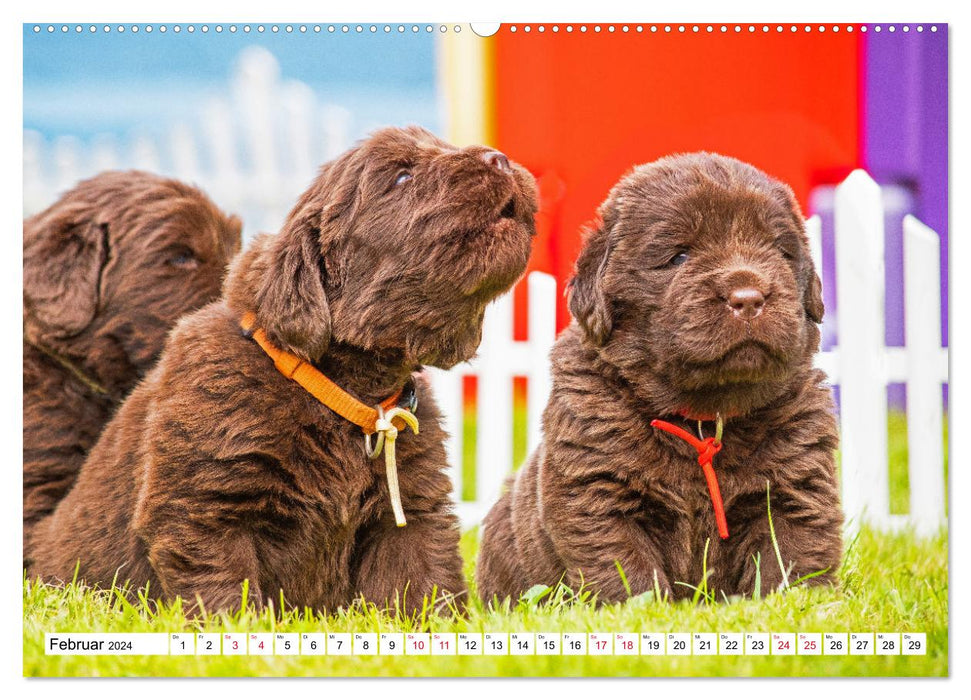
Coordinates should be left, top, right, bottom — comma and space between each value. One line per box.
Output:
255, 211, 333, 363
568, 200, 618, 346
772, 182, 825, 324
23, 218, 109, 338
804, 266, 825, 324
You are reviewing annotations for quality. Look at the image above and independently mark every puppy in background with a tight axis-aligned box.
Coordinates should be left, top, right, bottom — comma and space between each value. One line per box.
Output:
477, 153, 841, 605
23, 172, 242, 562
29, 127, 537, 614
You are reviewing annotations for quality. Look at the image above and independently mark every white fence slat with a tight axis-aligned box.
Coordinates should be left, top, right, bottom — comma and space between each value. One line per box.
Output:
52, 135, 82, 195
321, 106, 352, 161
834, 169, 890, 530
815, 347, 948, 385
23, 129, 43, 181
233, 46, 279, 183
131, 134, 161, 173
887, 347, 949, 384
281, 80, 315, 179
806, 214, 823, 276
903, 215, 946, 535
426, 367, 464, 505
169, 123, 200, 183
91, 133, 120, 175
527, 272, 557, 456
202, 97, 238, 189
813, 351, 838, 380
475, 294, 515, 511
23, 129, 46, 213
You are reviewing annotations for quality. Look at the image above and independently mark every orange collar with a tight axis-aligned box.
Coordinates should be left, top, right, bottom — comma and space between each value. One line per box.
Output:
240, 312, 403, 435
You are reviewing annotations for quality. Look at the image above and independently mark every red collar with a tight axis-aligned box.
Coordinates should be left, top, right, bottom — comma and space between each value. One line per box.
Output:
651, 416, 730, 539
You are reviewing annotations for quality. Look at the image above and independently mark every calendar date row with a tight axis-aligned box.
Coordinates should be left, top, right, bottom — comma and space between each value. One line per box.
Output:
46, 632, 926, 656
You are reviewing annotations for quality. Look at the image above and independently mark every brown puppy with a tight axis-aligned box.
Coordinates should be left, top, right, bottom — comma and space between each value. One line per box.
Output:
29, 127, 537, 614
477, 153, 841, 605
23, 172, 241, 562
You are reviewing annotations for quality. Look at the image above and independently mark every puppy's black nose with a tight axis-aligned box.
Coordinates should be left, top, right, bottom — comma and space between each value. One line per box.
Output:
728, 287, 765, 320
482, 150, 511, 173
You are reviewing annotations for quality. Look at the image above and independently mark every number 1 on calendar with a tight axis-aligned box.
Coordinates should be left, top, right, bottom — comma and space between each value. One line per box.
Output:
170, 633, 194, 656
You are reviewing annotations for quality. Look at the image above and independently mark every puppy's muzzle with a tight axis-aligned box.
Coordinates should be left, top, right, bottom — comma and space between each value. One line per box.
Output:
728, 287, 765, 320
719, 269, 769, 321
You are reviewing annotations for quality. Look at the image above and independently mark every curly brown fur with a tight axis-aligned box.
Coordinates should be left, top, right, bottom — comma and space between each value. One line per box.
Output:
477, 153, 841, 605
23, 172, 241, 563
29, 127, 537, 614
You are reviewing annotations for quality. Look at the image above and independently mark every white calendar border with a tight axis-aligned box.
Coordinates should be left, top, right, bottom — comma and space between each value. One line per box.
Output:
8, 0, 962, 697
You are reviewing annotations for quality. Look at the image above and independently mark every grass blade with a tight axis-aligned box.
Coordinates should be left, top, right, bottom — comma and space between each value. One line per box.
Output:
751, 552, 762, 600
766, 480, 790, 590
614, 560, 632, 598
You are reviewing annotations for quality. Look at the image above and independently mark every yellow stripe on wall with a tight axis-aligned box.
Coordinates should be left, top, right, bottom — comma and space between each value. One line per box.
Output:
438, 26, 495, 148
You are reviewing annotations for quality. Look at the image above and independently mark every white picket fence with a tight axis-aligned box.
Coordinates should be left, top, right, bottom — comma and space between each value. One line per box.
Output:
812, 170, 948, 535
24, 46, 354, 239
23, 50, 947, 535
427, 273, 557, 526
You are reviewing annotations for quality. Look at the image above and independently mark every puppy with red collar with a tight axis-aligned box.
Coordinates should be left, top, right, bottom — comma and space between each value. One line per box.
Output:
477, 153, 842, 604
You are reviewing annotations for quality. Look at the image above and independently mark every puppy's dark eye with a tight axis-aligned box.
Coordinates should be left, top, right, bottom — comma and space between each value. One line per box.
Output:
668, 252, 690, 267
394, 171, 413, 186
166, 247, 201, 270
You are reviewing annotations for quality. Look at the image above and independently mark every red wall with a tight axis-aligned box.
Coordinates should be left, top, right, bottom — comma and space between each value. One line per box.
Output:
491, 26, 864, 333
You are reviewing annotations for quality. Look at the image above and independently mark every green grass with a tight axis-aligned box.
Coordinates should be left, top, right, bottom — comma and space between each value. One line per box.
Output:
22, 525, 948, 677
24, 411, 948, 677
